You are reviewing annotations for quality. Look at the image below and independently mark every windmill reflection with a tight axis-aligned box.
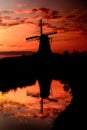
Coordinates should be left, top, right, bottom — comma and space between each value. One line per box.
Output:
27, 78, 58, 114
39, 78, 58, 114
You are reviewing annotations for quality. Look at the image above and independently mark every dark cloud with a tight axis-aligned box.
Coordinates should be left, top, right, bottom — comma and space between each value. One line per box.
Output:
38, 7, 50, 14
81, 31, 87, 36
33, 8, 61, 20
32, 8, 38, 13
50, 10, 59, 19
0, 20, 23, 28
66, 15, 76, 19
46, 23, 57, 29
59, 9, 87, 35
0, 44, 3, 46
57, 27, 69, 32
1, 8, 60, 20
74, 15, 87, 25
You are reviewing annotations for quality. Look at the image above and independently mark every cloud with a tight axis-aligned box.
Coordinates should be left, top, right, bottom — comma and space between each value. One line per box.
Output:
42, 22, 57, 31
59, 9, 87, 35
0, 18, 24, 28
38, 7, 50, 14
0, 14, 35, 28
66, 15, 76, 19
2, 9, 32, 15
1, 8, 61, 20
31, 8, 61, 20
0, 8, 87, 36
0, 15, 11, 20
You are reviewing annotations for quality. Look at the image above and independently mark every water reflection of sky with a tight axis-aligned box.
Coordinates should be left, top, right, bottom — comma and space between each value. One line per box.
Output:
0, 80, 72, 130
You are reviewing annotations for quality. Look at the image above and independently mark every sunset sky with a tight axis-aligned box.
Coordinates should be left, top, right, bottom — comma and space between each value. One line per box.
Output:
0, 0, 87, 53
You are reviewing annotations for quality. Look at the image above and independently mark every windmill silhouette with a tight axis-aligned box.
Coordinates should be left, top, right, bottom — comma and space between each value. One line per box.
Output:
26, 19, 57, 56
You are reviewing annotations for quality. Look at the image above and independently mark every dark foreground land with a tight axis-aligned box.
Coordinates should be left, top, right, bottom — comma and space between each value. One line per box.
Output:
0, 51, 87, 129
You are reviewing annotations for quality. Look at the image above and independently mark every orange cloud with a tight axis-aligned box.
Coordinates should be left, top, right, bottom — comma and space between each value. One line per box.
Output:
2, 9, 32, 14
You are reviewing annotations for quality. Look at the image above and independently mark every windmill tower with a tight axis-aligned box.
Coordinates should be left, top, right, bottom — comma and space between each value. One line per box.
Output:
26, 19, 57, 56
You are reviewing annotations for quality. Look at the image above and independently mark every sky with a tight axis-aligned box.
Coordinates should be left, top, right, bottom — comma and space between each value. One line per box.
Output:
0, 0, 87, 53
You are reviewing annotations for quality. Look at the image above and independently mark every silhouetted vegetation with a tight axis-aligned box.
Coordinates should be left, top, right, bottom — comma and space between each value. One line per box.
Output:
52, 79, 86, 130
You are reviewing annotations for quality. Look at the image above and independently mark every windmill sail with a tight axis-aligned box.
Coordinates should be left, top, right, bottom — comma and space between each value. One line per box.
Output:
26, 35, 39, 41
39, 19, 43, 35
26, 19, 57, 42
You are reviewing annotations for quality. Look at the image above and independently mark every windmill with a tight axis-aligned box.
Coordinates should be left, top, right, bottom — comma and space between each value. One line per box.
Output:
26, 19, 57, 55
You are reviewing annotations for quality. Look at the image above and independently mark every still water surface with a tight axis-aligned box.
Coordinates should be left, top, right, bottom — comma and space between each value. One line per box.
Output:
0, 80, 72, 130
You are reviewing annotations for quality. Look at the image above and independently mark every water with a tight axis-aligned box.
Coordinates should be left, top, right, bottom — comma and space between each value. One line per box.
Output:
0, 80, 72, 130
